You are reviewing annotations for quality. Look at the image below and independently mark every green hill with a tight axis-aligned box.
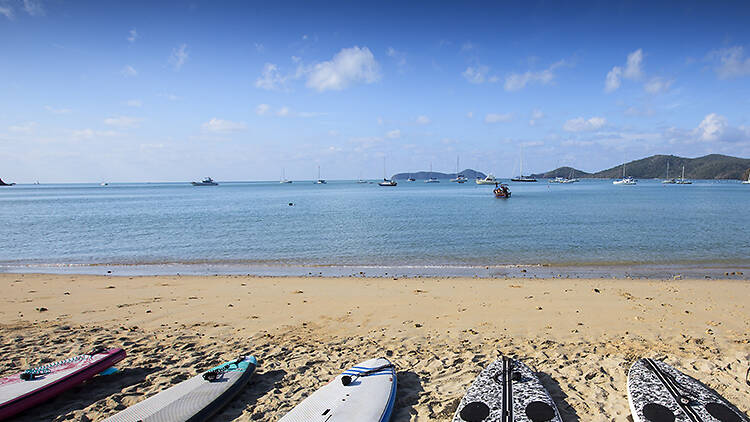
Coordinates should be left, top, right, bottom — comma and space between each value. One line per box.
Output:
392, 169, 486, 180
532, 154, 750, 180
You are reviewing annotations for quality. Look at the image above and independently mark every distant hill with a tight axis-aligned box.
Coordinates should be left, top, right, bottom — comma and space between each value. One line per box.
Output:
529, 166, 592, 179
392, 169, 486, 180
531, 154, 750, 180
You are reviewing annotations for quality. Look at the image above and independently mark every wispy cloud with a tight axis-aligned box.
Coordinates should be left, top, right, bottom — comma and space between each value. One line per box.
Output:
255, 63, 287, 90
0, 5, 14, 19
104, 116, 141, 128
202, 118, 246, 133
9, 122, 37, 134
72, 129, 120, 140
644, 77, 673, 94
386, 47, 407, 72
605, 49, 644, 92
276, 106, 290, 117
306, 46, 380, 92
125, 99, 142, 107
707, 46, 750, 79
127, 28, 138, 43
504, 60, 567, 91
485, 113, 513, 123
22, 0, 43, 16
44, 105, 72, 114
121, 65, 137, 77
386, 129, 401, 139
255, 104, 270, 115
563, 116, 606, 132
415, 115, 430, 125
169, 44, 189, 70
462, 64, 490, 84
529, 109, 544, 126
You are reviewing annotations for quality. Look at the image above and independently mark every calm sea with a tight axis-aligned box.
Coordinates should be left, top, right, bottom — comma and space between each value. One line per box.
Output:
1, 179, 749, 278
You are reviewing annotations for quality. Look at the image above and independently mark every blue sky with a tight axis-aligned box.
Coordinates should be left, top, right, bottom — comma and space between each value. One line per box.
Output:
1, 0, 750, 182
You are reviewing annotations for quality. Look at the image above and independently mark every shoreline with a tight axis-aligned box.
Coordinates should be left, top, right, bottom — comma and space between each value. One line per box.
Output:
1, 273, 749, 421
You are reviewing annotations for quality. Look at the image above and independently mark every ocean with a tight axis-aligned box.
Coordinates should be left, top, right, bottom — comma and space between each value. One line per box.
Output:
1, 179, 749, 278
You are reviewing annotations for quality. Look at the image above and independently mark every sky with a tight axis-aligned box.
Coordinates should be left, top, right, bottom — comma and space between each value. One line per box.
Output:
1, 0, 750, 182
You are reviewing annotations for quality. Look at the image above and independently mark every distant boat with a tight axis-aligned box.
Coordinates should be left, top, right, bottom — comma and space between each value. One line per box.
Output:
450, 156, 467, 183
315, 166, 327, 184
425, 163, 439, 183
100, 182, 109, 186
662, 161, 676, 184
743, 173, 750, 184
0, 178, 15, 186
613, 163, 636, 185
280, 168, 292, 184
476, 174, 498, 185
511, 146, 537, 182
675, 165, 692, 184
407, 174, 416, 182
378, 157, 397, 186
192, 177, 218, 186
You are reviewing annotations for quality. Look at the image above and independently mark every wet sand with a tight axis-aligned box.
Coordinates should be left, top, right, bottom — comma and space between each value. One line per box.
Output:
0, 273, 748, 421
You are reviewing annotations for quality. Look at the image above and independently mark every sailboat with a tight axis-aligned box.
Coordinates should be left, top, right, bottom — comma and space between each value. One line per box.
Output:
661, 160, 676, 184
450, 156, 467, 183
378, 157, 397, 186
510, 146, 537, 182
315, 166, 327, 184
675, 165, 692, 184
425, 163, 439, 183
280, 168, 292, 184
743, 173, 750, 184
613, 163, 636, 185
407, 174, 416, 182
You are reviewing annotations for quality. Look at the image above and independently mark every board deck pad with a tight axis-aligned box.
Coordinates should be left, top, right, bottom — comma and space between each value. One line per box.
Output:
628, 358, 749, 422
279, 357, 397, 422
0, 347, 126, 420
102, 355, 256, 422
453, 356, 562, 422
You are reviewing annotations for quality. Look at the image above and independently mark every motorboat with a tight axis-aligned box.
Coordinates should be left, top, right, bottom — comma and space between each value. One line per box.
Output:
192, 177, 218, 186
378, 179, 397, 186
549, 177, 566, 183
476, 174, 498, 185
493, 183, 511, 198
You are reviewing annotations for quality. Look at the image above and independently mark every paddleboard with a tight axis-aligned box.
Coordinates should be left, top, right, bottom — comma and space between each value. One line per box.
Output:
279, 357, 397, 422
453, 356, 562, 422
103, 354, 256, 422
628, 358, 749, 422
0, 346, 126, 420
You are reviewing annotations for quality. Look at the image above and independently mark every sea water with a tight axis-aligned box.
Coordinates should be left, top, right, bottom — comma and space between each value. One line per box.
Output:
1, 180, 748, 277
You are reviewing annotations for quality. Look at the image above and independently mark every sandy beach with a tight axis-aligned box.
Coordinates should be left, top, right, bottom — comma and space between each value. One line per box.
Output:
1, 273, 748, 421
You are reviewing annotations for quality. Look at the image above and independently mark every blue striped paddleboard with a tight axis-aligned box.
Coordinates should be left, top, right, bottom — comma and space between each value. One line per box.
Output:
103, 355, 257, 422
279, 357, 397, 422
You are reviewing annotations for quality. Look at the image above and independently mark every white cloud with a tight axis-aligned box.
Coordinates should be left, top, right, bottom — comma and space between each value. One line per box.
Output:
0, 5, 14, 19
159, 93, 181, 101
306, 46, 380, 92
297, 111, 325, 118
605, 49, 644, 92
255, 104, 270, 115
386, 129, 401, 139
466, 111, 474, 119
563, 116, 606, 132
255, 63, 286, 90
201, 118, 246, 133
386, 47, 407, 70
504, 60, 566, 91
529, 109, 544, 126
624, 49, 644, 79
72, 129, 119, 140
169, 44, 189, 70
461, 42, 476, 52
9, 122, 36, 134
23, 0, 43, 16
485, 113, 513, 123
462, 65, 489, 84
605, 66, 622, 92
254, 43, 264, 53
104, 116, 141, 128
127, 28, 138, 43
708, 46, 750, 79
415, 115, 430, 125
44, 105, 72, 114
125, 99, 142, 107
276, 106, 290, 117
291, 55, 301, 63
121, 65, 137, 77
695, 113, 727, 142
644, 77, 673, 94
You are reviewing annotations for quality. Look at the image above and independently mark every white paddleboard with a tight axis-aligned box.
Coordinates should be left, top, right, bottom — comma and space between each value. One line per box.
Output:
279, 357, 397, 422
628, 358, 749, 422
453, 356, 562, 422
103, 355, 256, 422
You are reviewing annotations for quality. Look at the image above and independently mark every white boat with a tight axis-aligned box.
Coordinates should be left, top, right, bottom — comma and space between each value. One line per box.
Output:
743, 174, 750, 184
476, 174, 498, 185
192, 177, 218, 186
450, 156, 467, 183
315, 166, 326, 184
661, 161, 676, 184
100, 182, 109, 186
613, 163, 636, 185
280, 168, 292, 184
425, 163, 439, 183
549, 177, 566, 184
378, 158, 397, 186
511, 146, 537, 182
675, 165, 692, 184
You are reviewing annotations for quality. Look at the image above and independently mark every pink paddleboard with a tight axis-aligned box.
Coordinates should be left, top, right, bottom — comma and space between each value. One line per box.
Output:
0, 347, 126, 420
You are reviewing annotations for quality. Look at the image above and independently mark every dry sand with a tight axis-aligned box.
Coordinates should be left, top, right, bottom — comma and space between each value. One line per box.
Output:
0, 273, 748, 421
